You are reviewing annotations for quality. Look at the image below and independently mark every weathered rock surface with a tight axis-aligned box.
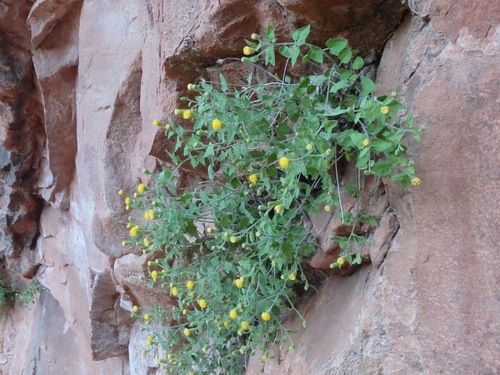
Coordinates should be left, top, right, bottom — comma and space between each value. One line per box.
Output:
0, 0, 498, 374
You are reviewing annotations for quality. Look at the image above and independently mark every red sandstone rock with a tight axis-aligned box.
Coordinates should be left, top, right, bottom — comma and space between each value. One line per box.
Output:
1, 0, 499, 374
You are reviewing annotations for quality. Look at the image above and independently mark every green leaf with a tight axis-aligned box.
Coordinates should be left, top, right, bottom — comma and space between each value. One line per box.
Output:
338, 47, 352, 64
360, 75, 377, 95
325, 38, 348, 56
265, 25, 275, 43
360, 211, 378, 227
265, 47, 276, 66
278, 46, 292, 59
290, 45, 301, 67
220, 73, 228, 92
391, 173, 410, 189
352, 56, 364, 70
371, 159, 395, 177
291, 25, 310, 45
306, 45, 324, 63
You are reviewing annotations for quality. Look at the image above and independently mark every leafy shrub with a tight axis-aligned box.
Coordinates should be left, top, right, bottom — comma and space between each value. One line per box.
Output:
122, 25, 423, 374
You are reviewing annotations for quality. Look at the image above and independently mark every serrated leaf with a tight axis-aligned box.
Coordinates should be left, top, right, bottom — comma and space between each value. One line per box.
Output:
352, 56, 364, 70
306, 45, 324, 63
360, 75, 377, 95
338, 47, 352, 64
371, 159, 394, 177
219, 73, 228, 92
291, 25, 310, 45
325, 38, 348, 56
265, 25, 275, 43
265, 47, 276, 66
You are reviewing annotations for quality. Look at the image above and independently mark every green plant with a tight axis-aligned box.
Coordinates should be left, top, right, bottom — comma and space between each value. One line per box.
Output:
122, 25, 423, 374
0, 277, 16, 308
16, 280, 42, 310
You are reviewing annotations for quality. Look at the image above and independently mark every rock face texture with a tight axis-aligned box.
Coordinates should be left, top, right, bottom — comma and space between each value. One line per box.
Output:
0, 1, 499, 374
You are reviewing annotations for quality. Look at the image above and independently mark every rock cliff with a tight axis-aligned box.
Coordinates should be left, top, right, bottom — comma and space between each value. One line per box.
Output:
0, 0, 499, 374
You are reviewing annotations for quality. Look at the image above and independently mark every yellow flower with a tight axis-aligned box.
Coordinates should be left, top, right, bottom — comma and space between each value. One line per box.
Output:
206, 227, 213, 234
261, 354, 268, 361
243, 46, 255, 55
118, 189, 125, 196
306, 143, 314, 151
274, 205, 284, 214
230, 236, 240, 243
279, 157, 290, 168
171, 287, 178, 296
143, 238, 151, 247
186, 280, 194, 289
240, 321, 250, 330
144, 314, 150, 320
183, 109, 194, 120
151, 270, 158, 281
362, 138, 371, 147
261, 312, 271, 321
381, 106, 389, 114
132, 305, 139, 313
211, 119, 222, 130
324, 205, 332, 212
137, 184, 146, 193
288, 273, 296, 281
153, 119, 161, 126
234, 279, 244, 289
141, 350, 147, 355
337, 257, 345, 266
411, 177, 422, 186
146, 340, 152, 346
130, 226, 139, 237
255, 231, 261, 237
144, 209, 155, 220
183, 328, 191, 337
229, 310, 238, 319
124, 197, 131, 205
167, 354, 173, 360
189, 372, 195, 375
248, 174, 258, 184
187, 83, 194, 90
198, 299, 207, 309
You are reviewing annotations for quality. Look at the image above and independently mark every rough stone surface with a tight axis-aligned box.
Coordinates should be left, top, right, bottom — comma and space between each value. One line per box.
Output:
0, 0, 499, 374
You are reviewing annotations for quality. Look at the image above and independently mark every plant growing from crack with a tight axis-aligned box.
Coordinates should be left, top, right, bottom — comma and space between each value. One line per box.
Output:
121, 25, 424, 374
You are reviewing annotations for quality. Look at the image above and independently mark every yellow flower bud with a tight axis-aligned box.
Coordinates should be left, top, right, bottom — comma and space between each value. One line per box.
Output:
137, 184, 146, 193
151, 270, 158, 281
229, 310, 238, 319
248, 174, 258, 184
410, 177, 422, 186
144, 314, 150, 320
337, 257, 345, 266
132, 305, 139, 313
306, 143, 314, 151
211, 119, 222, 130
243, 46, 255, 55
363, 138, 371, 147
186, 280, 194, 289
324, 205, 332, 212
288, 273, 296, 281
171, 287, 178, 296
183, 109, 194, 120
230, 236, 240, 243
130, 226, 139, 238
278, 157, 290, 168
183, 328, 191, 337
118, 189, 125, 196
381, 106, 389, 114
234, 279, 243, 289
240, 321, 250, 330
152, 119, 161, 126
261, 312, 271, 321
198, 299, 207, 309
